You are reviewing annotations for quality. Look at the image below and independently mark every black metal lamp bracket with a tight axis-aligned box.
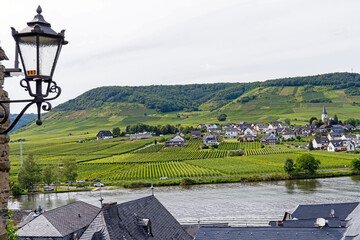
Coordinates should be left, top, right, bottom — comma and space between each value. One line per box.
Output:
0, 78, 61, 134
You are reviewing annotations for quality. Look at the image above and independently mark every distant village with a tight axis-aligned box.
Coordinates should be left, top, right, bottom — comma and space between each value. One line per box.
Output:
96, 106, 360, 153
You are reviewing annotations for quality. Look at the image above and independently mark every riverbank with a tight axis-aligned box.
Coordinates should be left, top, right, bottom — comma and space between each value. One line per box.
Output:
11, 169, 355, 196
111, 168, 355, 188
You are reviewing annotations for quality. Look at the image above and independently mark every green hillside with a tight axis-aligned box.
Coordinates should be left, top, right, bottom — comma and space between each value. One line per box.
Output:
10, 72, 360, 142
8, 72, 360, 190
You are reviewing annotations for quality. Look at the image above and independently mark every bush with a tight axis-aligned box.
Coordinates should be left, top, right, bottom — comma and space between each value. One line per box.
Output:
180, 178, 196, 186
295, 153, 320, 174
229, 151, 243, 156
284, 158, 295, 175
351, 159, 360, 173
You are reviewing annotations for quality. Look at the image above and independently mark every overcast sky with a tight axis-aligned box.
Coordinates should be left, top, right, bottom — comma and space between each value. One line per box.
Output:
1, 0, 360, 113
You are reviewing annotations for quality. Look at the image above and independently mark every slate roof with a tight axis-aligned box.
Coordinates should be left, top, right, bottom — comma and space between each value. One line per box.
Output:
168, 135, 185, 142
261, 133, 279, 141
329, 140, 345, 147
314, 138, 329, 144
203, 135, 217, 141
292, 202, 359, 221
97, 130, 114, 137
17, 201, 100, 238
194, 227, 346, 240
82, 195, 192, 240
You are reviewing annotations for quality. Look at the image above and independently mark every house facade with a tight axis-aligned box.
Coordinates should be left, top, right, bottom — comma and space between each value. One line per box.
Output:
312, 138, 329, 150
203, 135, 219, 146
165, 135, 186, 147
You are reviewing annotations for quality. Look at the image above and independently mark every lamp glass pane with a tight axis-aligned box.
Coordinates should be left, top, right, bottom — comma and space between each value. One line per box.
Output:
39, 36, 59, 77
18, 36, 37, 76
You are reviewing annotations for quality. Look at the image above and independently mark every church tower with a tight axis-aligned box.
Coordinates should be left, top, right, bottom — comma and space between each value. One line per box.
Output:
321, 105, 328, 123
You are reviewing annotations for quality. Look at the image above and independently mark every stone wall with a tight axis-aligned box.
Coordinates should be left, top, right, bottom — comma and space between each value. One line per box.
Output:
0, 64, 10, 239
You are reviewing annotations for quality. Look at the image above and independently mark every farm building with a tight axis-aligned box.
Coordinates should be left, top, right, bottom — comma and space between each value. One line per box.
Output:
97, 130, 114, 140
130, 132, 152, 140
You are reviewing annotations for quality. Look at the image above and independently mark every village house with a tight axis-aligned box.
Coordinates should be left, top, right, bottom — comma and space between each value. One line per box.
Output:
312, 128, 328, 136
17, 201, 100, 240
261, 133, 280, 145
165, 135, 186, 147
327, 140, 355, 152
207, 127, 222, 135
278, 128, 295, 140
312, 138, 329, 150
328, 132, 343, 141
344, 124, 356, 131
196, 202, 360, 240
96, 130, 114, 140
267, 122, 282, 131
341, 134, 356, 141
207, 123, 219, 129
130, 132, 152, 140
251, 123, 268, 133
203, 135, 219, 146
80, 196, 192, 240
224, 127, 238, 139
190, 130, 202, 139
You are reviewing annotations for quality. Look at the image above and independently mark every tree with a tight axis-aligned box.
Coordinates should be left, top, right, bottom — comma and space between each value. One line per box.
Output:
18, 153, 41, 191
284, 158, 295, 175
217, 113, 227, 122
62, 158, 78, 182
309, 117, 317, 125
351, 158, 360, 173
43, 166, 54, 186
284, 118, 291, 126
308, 141, 314, 151
112, 127, 121, 137
295, 153, 320, 174
333, 114, 339, 124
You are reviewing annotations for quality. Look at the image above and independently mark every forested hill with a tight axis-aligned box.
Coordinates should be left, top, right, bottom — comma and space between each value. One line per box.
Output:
55, 72, 360, 113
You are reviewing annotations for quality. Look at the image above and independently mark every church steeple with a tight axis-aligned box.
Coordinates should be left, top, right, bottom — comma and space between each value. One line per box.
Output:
322, 105, 328, 123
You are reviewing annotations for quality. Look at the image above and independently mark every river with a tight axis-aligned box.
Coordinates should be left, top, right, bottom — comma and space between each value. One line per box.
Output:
8, 176, 360, 226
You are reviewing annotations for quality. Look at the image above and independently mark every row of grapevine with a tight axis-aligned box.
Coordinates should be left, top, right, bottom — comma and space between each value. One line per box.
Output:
218, 142, 262, 151
95, 161, 222, 181
244, 148, 304, 156
87, 150, 229, 164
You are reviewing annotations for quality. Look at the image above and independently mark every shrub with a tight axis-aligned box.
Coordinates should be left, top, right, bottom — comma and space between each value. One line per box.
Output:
180, 178, 196, 186
351, 159, 360, 173
295, 153, 320, 174
284, 158, 295, 175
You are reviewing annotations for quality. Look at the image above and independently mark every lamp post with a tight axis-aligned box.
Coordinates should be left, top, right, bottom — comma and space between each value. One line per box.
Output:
0, 6, 67, 238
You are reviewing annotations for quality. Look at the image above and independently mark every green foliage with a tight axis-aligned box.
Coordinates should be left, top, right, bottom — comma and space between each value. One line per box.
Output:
295, 153, 320, 174
284, 118, 291, 125
284, 158, 295, 175
217, 113, 227, 122
18, 153, 41, 191
43, 166, 54, 186
10, 181, 23, 196
55, 82, 253, 113
351, 158, 360, 173
112, 127, 121, 137
308, 141, 314, 151
344, 118, 360, 127
6, 210, 19, 240
62, 158, 78, 182
180, 178, 196, 186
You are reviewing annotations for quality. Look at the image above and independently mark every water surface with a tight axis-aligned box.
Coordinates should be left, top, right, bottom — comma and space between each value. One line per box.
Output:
9, 176, 360, 226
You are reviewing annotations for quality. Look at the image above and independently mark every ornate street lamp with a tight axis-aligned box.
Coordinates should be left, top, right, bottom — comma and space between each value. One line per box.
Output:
2, 5, 67, 133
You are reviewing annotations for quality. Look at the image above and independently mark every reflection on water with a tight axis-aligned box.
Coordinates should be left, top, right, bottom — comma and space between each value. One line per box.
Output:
9, 176, 360, 226
285, 179, 321, 194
